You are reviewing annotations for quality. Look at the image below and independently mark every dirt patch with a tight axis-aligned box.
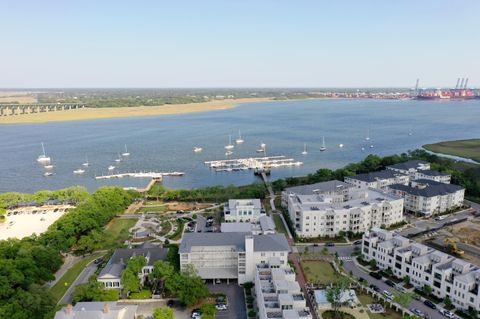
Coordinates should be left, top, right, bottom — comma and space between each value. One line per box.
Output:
445, 220, 480, 246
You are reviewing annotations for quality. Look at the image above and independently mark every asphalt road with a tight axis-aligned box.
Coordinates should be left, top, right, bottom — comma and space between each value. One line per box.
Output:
59, 259, 99, 304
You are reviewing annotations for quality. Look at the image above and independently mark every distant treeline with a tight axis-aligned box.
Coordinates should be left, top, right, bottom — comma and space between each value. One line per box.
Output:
0, 186, 137, 319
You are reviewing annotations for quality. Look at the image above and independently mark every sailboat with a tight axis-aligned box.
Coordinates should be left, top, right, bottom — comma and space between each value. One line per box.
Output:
37, 142, 51, 164
122, 145, 130, 157
224, 135, 234, 150
193, 147, 203, 153
114, 153, 122, 162
82, 156, 90, 167
257, 142, 266, 153
301, 143, 308, 155
235, 130, 244, 144
365, 128, 370, 141
73, 168, 85, 175
44, 164, 54, 169
320, 137, 326, 151
44, 172, 53, 177
225, 150, 233, 156
108, 165, 115, 171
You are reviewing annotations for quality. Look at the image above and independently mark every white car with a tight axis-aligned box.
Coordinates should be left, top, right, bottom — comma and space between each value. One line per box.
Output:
216, 304, 227, 310
439, 308, 455, 318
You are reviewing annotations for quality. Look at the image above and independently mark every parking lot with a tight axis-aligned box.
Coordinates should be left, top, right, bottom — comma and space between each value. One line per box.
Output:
207, 283, 246, 319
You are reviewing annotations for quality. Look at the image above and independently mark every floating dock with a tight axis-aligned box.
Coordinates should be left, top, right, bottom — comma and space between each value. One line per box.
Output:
95, 171, 184, 180
205, 155, 303, 172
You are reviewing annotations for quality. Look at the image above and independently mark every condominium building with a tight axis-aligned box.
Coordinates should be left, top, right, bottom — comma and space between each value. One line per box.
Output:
281, 180, 354, 207
414, 169, 451, 184
344, 170, 409, 191
255, 261, 312, 319
387, 179, 464, 216
386, 160, 431, 178
286, 181, 404, 238
362, 228, 480, 311
221, 215, 276, 235
224, 199, 265, 222
179, 232, 290, 284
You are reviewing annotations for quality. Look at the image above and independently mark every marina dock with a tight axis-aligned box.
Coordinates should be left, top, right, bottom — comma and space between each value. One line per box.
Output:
205, 155, 303, 172
95, 171, 184, 180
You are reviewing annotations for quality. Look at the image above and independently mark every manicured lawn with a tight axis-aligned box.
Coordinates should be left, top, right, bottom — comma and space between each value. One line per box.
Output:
136, 206, 169, 214
168, 219, 185, 241
102, 218, 137, 249
301, 261, 337, 285
423, 139, 480, 162
159, 220, 173, 237
357, 293, 403, 319
129, 289, 152, 299
272, 214, 288, 235
50, 254, 101, 303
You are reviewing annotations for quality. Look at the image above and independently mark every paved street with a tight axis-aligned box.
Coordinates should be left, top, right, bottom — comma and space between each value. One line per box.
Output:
59, 259, 99, 304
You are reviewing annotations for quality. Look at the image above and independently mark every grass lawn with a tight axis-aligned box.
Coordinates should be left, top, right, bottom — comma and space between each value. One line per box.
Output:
129, 289, 152, 299
301, 261, 337, 285
101, 218, 137, 249
272, 214, 288, 235
136, 206, 169, 214
357, 293, 403, 319
50, 253, 101, 303
168, 219, 185, 241
423, 139, 480, 163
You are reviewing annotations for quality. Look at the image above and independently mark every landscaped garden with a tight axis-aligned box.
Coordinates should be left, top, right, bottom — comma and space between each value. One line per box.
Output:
357, 293, 403, 319
301, 260, 337, 285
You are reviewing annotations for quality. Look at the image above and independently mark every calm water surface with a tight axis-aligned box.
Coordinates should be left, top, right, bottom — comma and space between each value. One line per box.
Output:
1, 99, 479, 193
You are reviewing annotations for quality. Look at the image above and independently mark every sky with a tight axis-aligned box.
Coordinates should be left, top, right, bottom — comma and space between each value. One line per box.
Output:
1, 0, 479, 88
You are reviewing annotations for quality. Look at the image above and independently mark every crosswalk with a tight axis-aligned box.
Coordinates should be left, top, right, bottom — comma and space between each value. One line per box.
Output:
338, 256, 353, 261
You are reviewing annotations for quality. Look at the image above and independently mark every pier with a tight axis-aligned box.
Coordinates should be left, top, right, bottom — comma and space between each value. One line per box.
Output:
95, 171, 184, 180
205, 155, 303, 172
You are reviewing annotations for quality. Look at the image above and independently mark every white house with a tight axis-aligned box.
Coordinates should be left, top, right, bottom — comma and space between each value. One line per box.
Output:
386, 160, 431, 178
255, 261, 312, 319
282, 180, 354, 208
179, 232, 290, 284
362, 228, 480, 312
97, 247, 168, 289
224, 199, 265, 222
414, 169, 451, 184
54, 302, 138, 319
286, 182, 404, 238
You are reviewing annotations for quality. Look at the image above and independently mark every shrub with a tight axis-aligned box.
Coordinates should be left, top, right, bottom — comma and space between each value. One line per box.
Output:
248, 310, 257, 318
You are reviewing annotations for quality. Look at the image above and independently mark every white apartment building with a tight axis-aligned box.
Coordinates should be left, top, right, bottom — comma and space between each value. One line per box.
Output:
414, 169, 451, 184
386, 160, 431, 178
179, 232, 290, 284
286, 181, 404, 238
344, 170, 409, 191
362, 228, 480, 312
387, 179, 464, 216
255, 261, 312, 319
221, 215, 276, 235
281, 180, 354, 208
224, 199, 265, 222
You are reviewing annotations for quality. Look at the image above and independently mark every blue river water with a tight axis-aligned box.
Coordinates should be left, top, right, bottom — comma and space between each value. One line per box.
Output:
0, 98, 479, 193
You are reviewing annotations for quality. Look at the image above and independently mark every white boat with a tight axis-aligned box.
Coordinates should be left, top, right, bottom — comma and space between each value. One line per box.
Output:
225, 135, 234, 150
193, 147, 203, 153
108, 165, 115, 170
114, 153, 122, 162
361, 147, 365, 151
301, 143, 308, 155
338, 143, 344, 148
37, 142, 51, 164
122, 144, 130, 157
235, 130, 244, 144
44, 171, 53, 177
256, 148, 265, 153
408, 132, 413, 136
82, 155, 89, 167
225, 150, 233, 156
73, 168, 85, 175
260, 142, 266, 148
370, 145, 374, 148
365, 128, 370, 141
44, 164, 54, 169
320, 136, 326, 151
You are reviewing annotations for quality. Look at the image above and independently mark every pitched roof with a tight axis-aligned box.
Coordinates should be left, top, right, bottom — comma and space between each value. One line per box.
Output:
284, 180, 351, 195
54, 302, 137, 319
389, 180, 463, 197
348, 170, 406, 183
387, 160, 428, 171
417, 169, 450, 177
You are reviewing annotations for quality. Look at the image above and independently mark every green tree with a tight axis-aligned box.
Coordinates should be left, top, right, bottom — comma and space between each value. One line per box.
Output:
444, 296, 452, 308
369, 259, 377, 269
326, 277, 350, 318
422, 284, 432, 296
200, 304, 217, 319
153, 307, 174, 319
164, 270, 209, 307
403, 275, 411, 285
121, 256, 146, 294
392, 291, 413, 315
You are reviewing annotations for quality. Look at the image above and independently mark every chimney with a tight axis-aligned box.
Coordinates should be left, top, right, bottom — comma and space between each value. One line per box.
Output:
65, 304, 73, 315
103, 303, 110, 314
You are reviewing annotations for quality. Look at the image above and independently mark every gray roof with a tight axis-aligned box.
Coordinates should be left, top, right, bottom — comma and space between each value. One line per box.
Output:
387, 160, 428, 171
259, 215, 276, 232
98, 247, 168, 279
389, 180, 463, 197
348, 170, 406, 183
227, 199, 262, 209
180, 232, 290, 253
417, 169, 450, 177
221, 223, 253, 233
284, 180, 351, 195
54, 302, 137, 319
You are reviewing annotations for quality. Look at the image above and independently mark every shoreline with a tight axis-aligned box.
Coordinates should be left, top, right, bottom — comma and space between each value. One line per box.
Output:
423, 139, 480, 164
0, 97, 273, 125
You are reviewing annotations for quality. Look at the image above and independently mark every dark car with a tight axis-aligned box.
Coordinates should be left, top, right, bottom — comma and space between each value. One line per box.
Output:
385, 280, 395, 287
424, 299, 437, 309
353, 240, 362, 245
94, 257, 103, 265
313, 243, 319, 247
369, 272, 382, 280
167, 300, 175, 307
369, 284, 380, 292
326, 242, 335, 247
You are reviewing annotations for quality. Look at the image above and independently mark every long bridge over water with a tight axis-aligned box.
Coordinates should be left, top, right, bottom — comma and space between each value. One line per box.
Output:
0, 103, 87, 116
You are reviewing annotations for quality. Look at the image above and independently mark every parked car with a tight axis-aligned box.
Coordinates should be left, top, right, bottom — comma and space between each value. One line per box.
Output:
369, 284, 380, 292
385, 280, 395, 287
191, 309, 202, 319
326, 242, 335, 247
435, 215, 446, 221
383, 290, 393, 299
424, 299, 437, 309
394, 284, 408, 293
369, 272, 382, 280
439, 308, 455, 318
409, 307, 425, 318
353, 240, 362, 245
94, 257, 103, 265
215, 303, 227, 310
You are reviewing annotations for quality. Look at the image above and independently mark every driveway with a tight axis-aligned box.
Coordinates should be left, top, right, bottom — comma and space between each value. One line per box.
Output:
207, 283, 246, 319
